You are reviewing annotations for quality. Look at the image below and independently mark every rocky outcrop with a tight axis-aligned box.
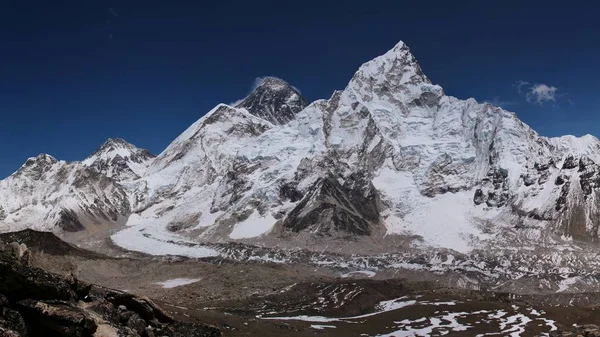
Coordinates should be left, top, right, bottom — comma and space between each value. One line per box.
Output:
235, 77, 308, 125
0, 229, 103, 258
0, 240, 221, 337
281, 174, 380, 236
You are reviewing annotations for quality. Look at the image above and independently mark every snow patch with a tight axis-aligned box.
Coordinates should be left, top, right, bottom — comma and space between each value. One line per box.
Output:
310, 325, 336, 330
156, 278, 201, 288
340, 270, 376, 278
229, 211, 277, 239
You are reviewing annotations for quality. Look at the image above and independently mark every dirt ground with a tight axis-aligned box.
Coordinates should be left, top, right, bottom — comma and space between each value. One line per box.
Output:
4, 230, 600, 336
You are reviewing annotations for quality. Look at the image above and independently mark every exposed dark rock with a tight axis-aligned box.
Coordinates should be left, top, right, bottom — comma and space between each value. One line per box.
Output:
278, 182, 303, 203
154, 322, 222, 337
534, 161, 553, 171
235, 77, 308, 125
579, 156, 596, 172
0, 250, 76, 302
0, 309, 27, 336
16, 299, 97, 337
55, 209, 85, 232
166, 213, 201, 233
562, 155, 578, 169
420, 154, 471, 197
580, 168, 600, 196
473, 189, 485, 205
0, 296, 8, 308
555, 175, 567, 185
556, 182, 571, 211
108, 294, 164, 323
0, 327, 21, 337
145, 327, 156, 337
537, 171, 550, 184
485, 191, 509, 207
126, 313, 146, 334
475, 168, 511, 208
282, 174, 380, 236
522, 174, 536, 186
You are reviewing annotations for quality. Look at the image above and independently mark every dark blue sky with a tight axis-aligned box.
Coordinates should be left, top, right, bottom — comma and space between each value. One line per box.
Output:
1, 1, 599, 178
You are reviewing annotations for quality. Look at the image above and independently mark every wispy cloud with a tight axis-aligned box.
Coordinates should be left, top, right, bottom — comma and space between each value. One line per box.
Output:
513, 80, 530, 94
515, 81, 561, 105
109, 8, 119, 17
484, 97, 517, 108
228, 77, 268, 106
228, 98, 244, 106
250, 77, 268, 91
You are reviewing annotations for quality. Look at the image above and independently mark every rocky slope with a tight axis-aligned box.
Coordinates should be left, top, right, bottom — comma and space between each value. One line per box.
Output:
3, 40, 600, 260
0, 236, 220, 337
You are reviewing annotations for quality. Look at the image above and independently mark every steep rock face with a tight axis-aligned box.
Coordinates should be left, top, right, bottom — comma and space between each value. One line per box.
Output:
235, 77, 308, 125
281, 174, 380, 236
0, 154, 130, 233
83, 138, 155, 181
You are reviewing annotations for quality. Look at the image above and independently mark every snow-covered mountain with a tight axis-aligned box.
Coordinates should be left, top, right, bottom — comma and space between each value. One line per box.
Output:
0, 139, 154, 233
3, 40, 600, 257
0, 154, 130, 233
83, 138, 155, 181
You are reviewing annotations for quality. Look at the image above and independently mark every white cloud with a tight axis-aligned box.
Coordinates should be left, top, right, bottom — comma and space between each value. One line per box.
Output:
526, 84, 558, 104
515, 80, 561, 105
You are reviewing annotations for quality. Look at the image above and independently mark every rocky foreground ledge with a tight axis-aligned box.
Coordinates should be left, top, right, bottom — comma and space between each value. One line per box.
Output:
0, 240, 221, 337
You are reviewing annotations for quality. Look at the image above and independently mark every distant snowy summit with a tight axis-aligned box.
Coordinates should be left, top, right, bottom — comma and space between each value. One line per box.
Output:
235, 77, 308, 125
83, 138, 155, 181
2, 40, 600, 257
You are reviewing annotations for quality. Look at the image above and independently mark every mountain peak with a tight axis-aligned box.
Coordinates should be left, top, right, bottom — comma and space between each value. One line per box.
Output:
344, 40, 443, 107
95, 138, 137, 153
255, 77, 292, 90
33, 153, 57, 164
235, 77, 308, 125
84, 138, 155, 181
357, 40, 430, 84
11, 154, 59, 180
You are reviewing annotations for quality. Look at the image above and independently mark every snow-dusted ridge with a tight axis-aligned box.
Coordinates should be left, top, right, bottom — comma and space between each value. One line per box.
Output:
83, 137, 155, 181
2, 40, 600, 277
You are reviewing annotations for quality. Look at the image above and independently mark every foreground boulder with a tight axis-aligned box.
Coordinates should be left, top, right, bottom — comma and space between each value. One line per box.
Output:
16, 300, 96, 337
0, 240, 221, 337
